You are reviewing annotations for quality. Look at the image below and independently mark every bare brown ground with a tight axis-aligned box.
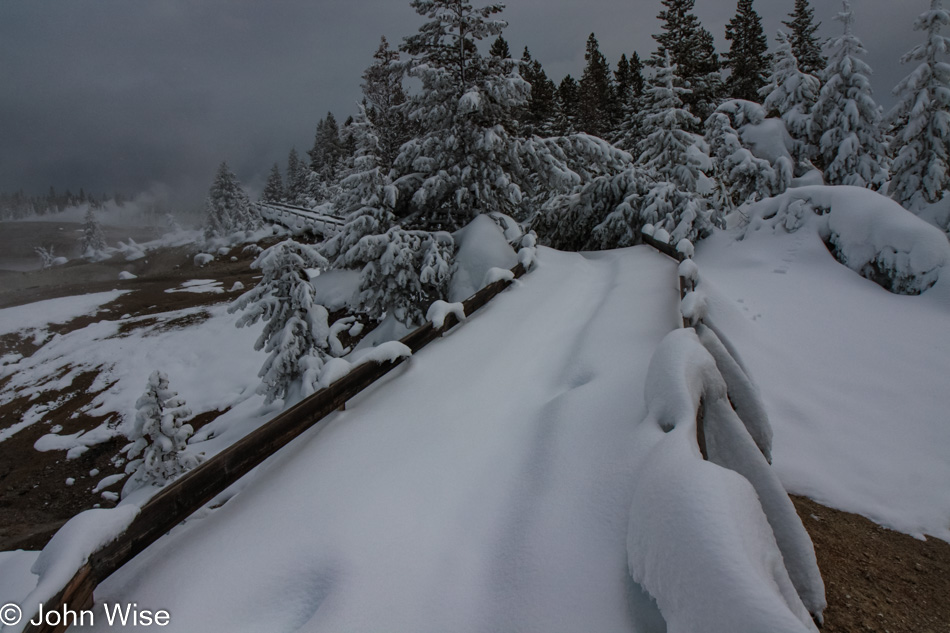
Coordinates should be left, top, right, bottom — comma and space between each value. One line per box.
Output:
0, 226, 271, 551
792, 495, 950, 633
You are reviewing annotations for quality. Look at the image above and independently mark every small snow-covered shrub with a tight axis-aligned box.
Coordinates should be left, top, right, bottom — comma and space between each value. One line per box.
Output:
229, 239, 338, 404
745, 185, 950, 294
34, 245, 56, 269
121, 370, 199, 498
357, 228, 457, 327
80, 207, 108, 260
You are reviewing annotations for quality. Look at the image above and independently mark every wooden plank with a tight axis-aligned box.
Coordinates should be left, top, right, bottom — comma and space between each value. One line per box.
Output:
640, 233, 684, 262
23, 261, 528, 633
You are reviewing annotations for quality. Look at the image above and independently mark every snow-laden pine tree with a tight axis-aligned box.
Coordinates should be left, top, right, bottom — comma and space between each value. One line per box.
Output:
262, 164, 284, 203
204, 162, 260, 239
811, 1, 889, 189
652, 0, 724, 122
761, 31, 820, 170
309, 112, 344, 183
540, 55, 714, 251
356, 227, 455, 327
361, 37, 411, 172
80, 206, 107, 259
229, 240, 334, 404
888, 0, 950, 210
285, 148, 309, 205
724, 0, 771, 102
636, 54, 713, 243
637, 55, 703, 191
323, 105, 399, 268
783, 0, 825, 77
705, 108, 775, 213
122, 370, 198, 498
394, 0, 531, 230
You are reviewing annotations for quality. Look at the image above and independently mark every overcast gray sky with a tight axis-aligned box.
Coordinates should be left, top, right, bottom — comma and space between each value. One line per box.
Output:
0, 0, 926, 208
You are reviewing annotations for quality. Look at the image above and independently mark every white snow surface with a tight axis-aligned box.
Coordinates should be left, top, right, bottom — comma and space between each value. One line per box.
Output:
425, 300, 465, 329
448, 214, 518, 302
0, 290, 129, 338
696, 225, 950, 541
0, 302, 266, 453
75, 246, 687, 633
744, 185, 950, 295
4, 506, 141, 632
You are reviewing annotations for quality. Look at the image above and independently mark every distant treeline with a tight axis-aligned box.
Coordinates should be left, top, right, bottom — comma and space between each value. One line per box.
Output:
0, 187, 129, 221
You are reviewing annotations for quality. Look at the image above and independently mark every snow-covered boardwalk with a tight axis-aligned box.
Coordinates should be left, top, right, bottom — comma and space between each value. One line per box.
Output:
257, 202, 345, 236
89, 246, 679, 633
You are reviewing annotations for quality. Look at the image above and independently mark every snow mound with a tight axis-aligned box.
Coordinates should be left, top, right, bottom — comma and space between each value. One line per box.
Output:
448, 214, 518, 302
745, 185, 950, 294
11, 506, 140, 633
426, 300, 465, 329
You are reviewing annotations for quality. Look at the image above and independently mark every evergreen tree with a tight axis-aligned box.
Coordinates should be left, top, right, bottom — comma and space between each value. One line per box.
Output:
489, 34, 511, 59
652, 0, 723, 121
762, 31, 820, 169
285, 148, 309, 204
229, 240, 335, 404
811, 1, 889, 189
614, 52, 648, 150
783, 0, 825, 77
262, 163, 284, 203
362, 37, 411, 171
705, 108, 776, 213
394, 0, 531, 230
578, 33, 613, 137
555, 74, 580, 134
309, 112, 343, 182
356, 227, 456, 327
637, 55, 703, 191
204, 162, 259, 239
80, 206, 107, 258
724, 0, 771, 101
519, 47, 558, 136
324, 105, 399, 267
888, 0, 950, 210
637, 54, 713, 243
121, 370, 198, 498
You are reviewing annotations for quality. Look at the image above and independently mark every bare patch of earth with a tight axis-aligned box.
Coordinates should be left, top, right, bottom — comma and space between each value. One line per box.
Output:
793, 495, 950, 633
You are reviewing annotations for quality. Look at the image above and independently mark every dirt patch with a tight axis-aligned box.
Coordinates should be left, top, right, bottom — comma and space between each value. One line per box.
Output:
793, 495, 950, 633
0, 362, 228, 551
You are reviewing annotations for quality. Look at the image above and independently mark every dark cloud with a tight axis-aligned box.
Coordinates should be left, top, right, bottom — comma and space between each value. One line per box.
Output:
0, 0, 926, 207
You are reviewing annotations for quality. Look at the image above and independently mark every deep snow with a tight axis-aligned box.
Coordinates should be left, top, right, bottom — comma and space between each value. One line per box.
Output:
57, 246, 681, 633
696, 226, 950, 541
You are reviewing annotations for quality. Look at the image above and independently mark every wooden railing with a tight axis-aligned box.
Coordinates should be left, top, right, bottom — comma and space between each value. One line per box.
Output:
257, 202, 346, 236
23, 263, 526, 633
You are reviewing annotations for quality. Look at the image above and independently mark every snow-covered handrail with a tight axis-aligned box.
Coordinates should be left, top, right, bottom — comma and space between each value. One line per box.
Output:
257, 201, 345, 236
634, 229, 825, 629
20, 263, 528, 633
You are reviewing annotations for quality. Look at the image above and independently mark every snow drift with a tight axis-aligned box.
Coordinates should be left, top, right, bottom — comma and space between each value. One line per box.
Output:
744, 185, 950, 294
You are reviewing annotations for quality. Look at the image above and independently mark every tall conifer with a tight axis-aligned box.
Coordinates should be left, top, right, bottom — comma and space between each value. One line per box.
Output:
724, 0, 770, 102
783, 0, 826, 77
578, 33, 613, 138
